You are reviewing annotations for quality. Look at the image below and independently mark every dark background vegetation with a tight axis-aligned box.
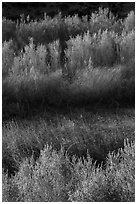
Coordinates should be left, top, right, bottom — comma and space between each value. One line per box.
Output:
2, 2, 135, 20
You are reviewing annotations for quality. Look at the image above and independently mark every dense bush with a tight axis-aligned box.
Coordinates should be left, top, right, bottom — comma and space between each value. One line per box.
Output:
69, 139, 135, 202
2, 8, 124, 51
12, 38, 51, 76
2, 40, 14, 78
123, 11, 135, 32
66, 29, 120, 77
3, 32, 135, 119
120, 30, 135, 64
2, 7, 135, 202
3, 109, 135, 177
2, 18, 16, 42
2, 139, 135, 202
89, 8, 116, 34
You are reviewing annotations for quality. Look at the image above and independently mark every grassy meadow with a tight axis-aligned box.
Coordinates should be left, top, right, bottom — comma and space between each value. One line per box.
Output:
2, 8, 135, 201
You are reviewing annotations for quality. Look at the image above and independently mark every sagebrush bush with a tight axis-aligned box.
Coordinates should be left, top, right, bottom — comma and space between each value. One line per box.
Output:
89, 8, 116, 34
65, 14, 88, 36
15, 15, 58, 48
123, 11, 135, 32
2, 171, 9, 202
13, 12, 87, 51
68, 139, 135, 202
2, 40, 15, 78
2, 171, 19, 202
3, 8, 123, 54
2, 18, 16, 42
93, 30, 120, 66
3, 108, 135, 177
65, 29, 121, 80
12, 38, 48, 76
11, 38, 62, 77
3, 10, 135, 119
120, 30, 135, 64
2, 8, 135, 202
48, 40, 61, 71
2, 139, 135, 202
13, 146, 70, 202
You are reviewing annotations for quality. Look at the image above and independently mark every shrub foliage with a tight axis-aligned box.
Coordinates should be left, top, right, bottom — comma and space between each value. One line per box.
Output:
2, 7, 135, 202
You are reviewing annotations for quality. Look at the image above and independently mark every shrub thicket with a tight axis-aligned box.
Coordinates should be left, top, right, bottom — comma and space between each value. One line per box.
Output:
2, 9, 135, 201
2, 139, 135, 202
2, 9, 135, 119
2, 40, 14, 78
69, 139, 135, 202
2, 8, 123, 51
3, 110, 135, 177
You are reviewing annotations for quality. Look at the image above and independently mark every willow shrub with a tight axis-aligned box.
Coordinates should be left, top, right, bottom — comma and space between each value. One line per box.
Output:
2, 146, 71, 202
94, 30, 120, 66
64, 14, 88, 36
2, 40, 15, 78
3, 8, 124, 54
65, 31, 93, 79
123, 11, 135, 32
120, 30, 135, 64
89, 8, 116, 34
14, 13, 86, 51
15, 14, 60, 48
3, 106, 134, 179
65, 30, 120, 80
2, 139, 134, 202
2, 18, 16, 42
68, 139, 135, 202
11, 38, 61, 76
